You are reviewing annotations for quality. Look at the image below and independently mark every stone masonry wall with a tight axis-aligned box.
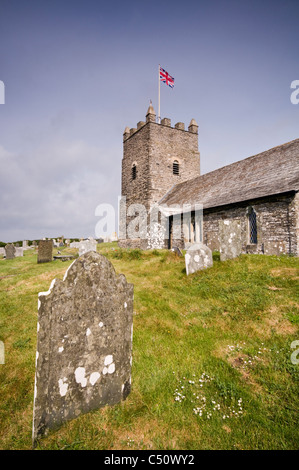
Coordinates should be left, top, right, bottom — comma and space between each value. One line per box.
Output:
290, 191, 299, 256
203, 193, 298, 256
121, 114, 200, 245
147, 122, 200, 205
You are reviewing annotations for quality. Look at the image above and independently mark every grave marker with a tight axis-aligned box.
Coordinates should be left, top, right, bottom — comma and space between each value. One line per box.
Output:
5, 244, 15, 260
37, 240, 53, 263
32, 251, 133, 444
219, 219, 242, 261
185, 242, 213, 275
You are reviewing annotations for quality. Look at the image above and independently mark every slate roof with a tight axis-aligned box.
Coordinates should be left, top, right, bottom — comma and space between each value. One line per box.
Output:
159, 138, 299, 210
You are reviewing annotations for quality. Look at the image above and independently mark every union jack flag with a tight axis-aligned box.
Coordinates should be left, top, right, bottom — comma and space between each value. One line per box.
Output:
160, 66, 174, 88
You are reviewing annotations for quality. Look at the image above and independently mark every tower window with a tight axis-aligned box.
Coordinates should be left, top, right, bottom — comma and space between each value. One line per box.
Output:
248, 207, 257, 244
132, 164, 137, 180
173, 160, 179, 175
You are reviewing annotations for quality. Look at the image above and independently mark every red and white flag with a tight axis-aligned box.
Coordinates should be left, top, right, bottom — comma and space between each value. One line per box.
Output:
159, 66, 174, 89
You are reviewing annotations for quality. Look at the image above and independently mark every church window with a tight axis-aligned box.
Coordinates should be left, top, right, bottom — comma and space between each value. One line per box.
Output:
173, 160, 179, 175
248, 207, 257, 244
132, 164, 137, 180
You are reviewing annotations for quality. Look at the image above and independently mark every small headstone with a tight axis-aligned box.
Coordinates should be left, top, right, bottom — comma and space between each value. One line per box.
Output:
78, 239, 97, 256
171, 246, 183, 257
5, 244, 16, 260
185, 242, 213, 275
22, 240, 28, 249
15, 247, 24, 257
0, 247, 5, 256
219, 219, 242, 261
70, 241, 80, 249
37, 240, 53, 264
32, 251, 133, 444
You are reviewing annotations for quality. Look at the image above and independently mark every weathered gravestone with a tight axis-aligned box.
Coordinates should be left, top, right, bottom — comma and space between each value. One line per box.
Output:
5, 244, 15, 259
0, 247, 5, 257
37, 240, 53, 263
219, 219, 242, 261
185, 242, 213, 275
32, 251, 134, 444
22, 240, 28, 249
15, 247, 24, 257
78, 239, 97, 256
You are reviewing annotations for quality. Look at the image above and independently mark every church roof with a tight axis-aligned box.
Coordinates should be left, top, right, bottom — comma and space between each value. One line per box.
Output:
159, 138, 299, 210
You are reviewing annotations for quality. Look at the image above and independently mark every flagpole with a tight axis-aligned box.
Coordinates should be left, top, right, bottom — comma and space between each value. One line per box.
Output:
158, 64, 161, 124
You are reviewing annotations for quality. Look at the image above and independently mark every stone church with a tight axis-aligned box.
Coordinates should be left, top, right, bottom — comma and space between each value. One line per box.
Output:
118, 103, 299, 256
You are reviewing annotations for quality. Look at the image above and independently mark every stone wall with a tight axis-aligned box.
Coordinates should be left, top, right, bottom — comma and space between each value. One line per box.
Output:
203, 193, 298, 256
290, 191, 299, 256
120, 107, 200, 246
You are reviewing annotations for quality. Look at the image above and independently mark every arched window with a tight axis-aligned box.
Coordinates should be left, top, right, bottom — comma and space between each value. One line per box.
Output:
248, 206, 257, 244
132, 163, 137, 180
173, 160, 179, 175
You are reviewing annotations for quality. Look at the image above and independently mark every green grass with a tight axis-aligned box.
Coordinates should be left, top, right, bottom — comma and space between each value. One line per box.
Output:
0, 244, 298, 450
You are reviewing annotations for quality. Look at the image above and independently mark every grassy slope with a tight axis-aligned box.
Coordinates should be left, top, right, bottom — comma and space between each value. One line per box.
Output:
0, 244, 298, 450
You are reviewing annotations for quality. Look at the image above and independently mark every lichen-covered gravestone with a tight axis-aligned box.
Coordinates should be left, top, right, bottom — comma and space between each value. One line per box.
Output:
37, 240, 53, 263
5, 243, 15, 259
219, 219, 242, 261
32, 251, 133, 444
185, 242, 213, 275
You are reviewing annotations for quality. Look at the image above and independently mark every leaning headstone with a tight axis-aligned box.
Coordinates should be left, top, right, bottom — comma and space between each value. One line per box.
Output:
78, 239, 97, 256
15, 247, 24, 257
37, 240, 53, 264
5, 244, 16, 260
32, 251, 133, 444
219, 219, 242, 261
171, 246, 183, 257
185, 242, 213, 275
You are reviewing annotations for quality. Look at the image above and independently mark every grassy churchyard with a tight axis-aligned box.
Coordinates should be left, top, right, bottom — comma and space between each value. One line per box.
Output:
0, 243, 298, 450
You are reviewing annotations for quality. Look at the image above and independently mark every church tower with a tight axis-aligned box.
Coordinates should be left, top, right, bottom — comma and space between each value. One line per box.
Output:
119, 103, 200, 248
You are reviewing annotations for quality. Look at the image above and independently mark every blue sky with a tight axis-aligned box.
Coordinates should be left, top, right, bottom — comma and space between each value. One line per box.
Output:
0, 0, 298, 241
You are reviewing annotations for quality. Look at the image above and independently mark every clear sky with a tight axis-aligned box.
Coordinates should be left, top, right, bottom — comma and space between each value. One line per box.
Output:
0, 0, 298, 242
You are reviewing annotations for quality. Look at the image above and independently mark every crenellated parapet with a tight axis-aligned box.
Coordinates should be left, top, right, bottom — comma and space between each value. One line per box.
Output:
123, 104, 198, 141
